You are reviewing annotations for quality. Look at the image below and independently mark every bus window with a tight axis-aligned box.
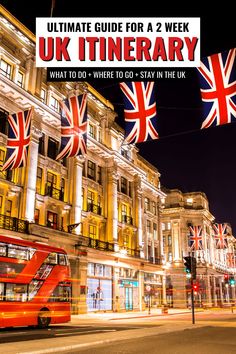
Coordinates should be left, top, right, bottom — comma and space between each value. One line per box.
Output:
0, 243, 7, 256
45, 252, 57, 265
35, 264, 53, 279
0, 283, 4, 300
0, 262, 25, 278
29, 248, 36, 259
49, 282, 71, 302
5, 283, 28, 302
8, 245, 28, 260
58, 254, 67, 266
28, 280, 43, 300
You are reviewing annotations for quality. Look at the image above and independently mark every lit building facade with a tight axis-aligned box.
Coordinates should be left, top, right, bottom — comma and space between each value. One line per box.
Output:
0, 6, 166, 314
162, 189, 236, 308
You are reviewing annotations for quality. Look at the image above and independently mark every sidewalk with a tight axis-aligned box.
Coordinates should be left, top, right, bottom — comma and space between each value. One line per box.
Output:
71, 307, 198, 322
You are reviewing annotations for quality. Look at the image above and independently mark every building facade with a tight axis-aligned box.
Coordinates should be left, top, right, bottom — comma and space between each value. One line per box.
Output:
162, 189, 236, 308
0, 6, 166, 314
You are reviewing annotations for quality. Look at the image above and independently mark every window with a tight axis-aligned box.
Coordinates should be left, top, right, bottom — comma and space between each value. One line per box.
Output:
161, 223, 165, 231
187, 198, 193, 205
47, 137, 59, 159
153, 223, 157, 240
0, 262, 25, 278
36, 167, 43, 194
168, 235, 172, 246
50, 96, 59, 112
45, 252, 57, 265
121, 204, 127, 222
89, 124, 95, 138
58, 254, 68, 266
5, 200, 12, 216
0, 150, 6, 179
28, 280, 43, 300
0, 283, 4, 300
167, 222, 171, 230
17, 72, 24, 87
88, 160, 96, 180
163, 236, 166, 247
47, 171, 57, 187
6, 283, 28, 302
35, 264, 53, 279
47, 211, 58, 229
34, 209, 40, 224
8, 245, 29, 260
168, 252, 172, 262
152, 201, 157, 215
147, 220, 151, 237
89, 225, 97, 239
97, 166, 102, 184
0, 243, 6, 257
87, 190, 95, 205
0, 108, 8, 135
121, 177, 127, 194
144, 197, 150, 212
0, 59, 12, 79
49, 282, 71, 302
38, 134, 45, 155
128, 181, 132, 197
40, 88, 46, 103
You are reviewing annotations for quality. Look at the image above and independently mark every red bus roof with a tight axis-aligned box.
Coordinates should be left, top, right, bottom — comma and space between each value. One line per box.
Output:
0, 235, 67, 254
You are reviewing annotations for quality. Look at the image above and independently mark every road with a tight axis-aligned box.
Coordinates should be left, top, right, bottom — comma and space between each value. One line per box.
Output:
0, 310, 236, 353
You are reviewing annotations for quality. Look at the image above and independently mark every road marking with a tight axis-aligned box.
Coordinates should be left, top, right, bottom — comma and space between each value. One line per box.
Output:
55, 329, 117, 336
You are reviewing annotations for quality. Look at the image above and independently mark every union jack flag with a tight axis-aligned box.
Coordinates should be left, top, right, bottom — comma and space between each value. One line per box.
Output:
212, 223, 228, 249
119, 82, 159, 144
197, 48, 236, 128
189, 225, 203, 251
56, 94, 87, 160
2, 108, 32, 171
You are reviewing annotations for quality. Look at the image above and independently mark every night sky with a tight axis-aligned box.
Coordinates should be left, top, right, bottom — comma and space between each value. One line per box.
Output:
1, 1, 236, 232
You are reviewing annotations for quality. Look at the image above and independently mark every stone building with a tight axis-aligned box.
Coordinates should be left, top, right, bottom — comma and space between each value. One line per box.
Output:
162, 189, 235, 308
0, 5, 166, 314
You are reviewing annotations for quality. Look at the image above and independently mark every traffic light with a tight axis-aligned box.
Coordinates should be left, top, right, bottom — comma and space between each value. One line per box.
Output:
183, 256, 197, 279
183, 256, 192, 274
229, 277, 235, 286
224, 274, 229, 284
193, 282, 199, 292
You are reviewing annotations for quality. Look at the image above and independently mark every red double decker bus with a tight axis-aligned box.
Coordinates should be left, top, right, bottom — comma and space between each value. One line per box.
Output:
0, 235, 71, 328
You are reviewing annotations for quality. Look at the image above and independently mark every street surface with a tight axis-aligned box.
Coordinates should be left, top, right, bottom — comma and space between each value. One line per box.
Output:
0, 309, 236, 353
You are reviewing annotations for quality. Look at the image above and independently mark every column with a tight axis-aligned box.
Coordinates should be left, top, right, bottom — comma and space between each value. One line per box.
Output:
106, 162, 118, 243
172, 221, 181, 262
219, 277, 224, 306
134, 175, 143, 253
162, 274, 167, 305
212, 275, 218, 306
206, 273, 212, 307
71, 156, 84, 234
70, 257, 80, 314
22, 125, 41, 221
139, 270, 145, 310
113, 266, 120, 312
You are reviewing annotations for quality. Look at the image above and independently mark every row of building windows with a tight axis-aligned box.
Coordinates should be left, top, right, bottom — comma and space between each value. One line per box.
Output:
0, 59, 24, 87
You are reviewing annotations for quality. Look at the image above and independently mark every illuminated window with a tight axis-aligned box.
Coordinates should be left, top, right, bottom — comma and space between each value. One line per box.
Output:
5, 200, 12, 216
147, 220, 151, 237
35, 209, 40, 224
89, 124, 95, 138
153, 223, 157, 240
17, 72, 24, 87
167, 222, 171, 230
88, 160, 96, 180
144, 197, 150, 212
47, 211, 58, 229
36, 167, 43, 194
40, 88, 46, 103
187, 198, 193, 205
87, 190, 95, 205
152, 201, 157, 215
161, 223, 165, 231
168, 235, 172, 246
0, 59, 12, 79
121, 204, 127, 223
47, 171, 57, 187
50, 96, 59, 112
89, 224, 97, 239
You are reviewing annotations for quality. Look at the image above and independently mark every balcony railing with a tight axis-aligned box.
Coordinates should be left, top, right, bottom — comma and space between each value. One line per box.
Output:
0, 214, 29, 234
89, 238, 114, 251
148, 256, 162, 265
87, 203, 102, 215
126, 247, 140, 258
45, 184, 64, 201
121, 215, 133, 225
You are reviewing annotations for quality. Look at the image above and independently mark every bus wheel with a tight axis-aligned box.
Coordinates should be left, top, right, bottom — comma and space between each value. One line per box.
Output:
38, 309, 51, 328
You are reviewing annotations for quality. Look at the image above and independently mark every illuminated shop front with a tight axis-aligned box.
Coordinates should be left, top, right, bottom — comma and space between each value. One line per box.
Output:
87, 262, 112, 311
118, 268, 139, 310
143, 272, 162, 308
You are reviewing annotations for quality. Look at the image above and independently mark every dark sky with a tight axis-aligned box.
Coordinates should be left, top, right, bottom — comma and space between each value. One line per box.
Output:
1, 1, 236, 232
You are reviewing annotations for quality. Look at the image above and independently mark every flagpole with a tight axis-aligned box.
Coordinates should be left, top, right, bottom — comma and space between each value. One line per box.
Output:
50, 0, 55, 17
